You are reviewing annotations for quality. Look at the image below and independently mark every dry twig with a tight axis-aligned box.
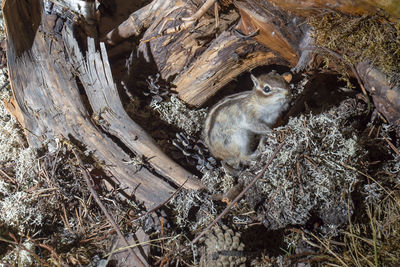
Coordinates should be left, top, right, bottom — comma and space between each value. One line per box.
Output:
5, 234, 51, 267
72, 149, 147, 267
383, 136, 400, 155
141, 0, 218, 43
191, 142, 285, 244
29, 239, 67, 266
0, 168, 17, 184
317, 46, 372, 111
131, 179, 187, 222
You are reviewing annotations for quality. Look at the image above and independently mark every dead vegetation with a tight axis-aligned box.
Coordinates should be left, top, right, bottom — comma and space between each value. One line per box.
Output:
308, 12, 400, 86
1, 0, 400, 266
1, 59, 400, 267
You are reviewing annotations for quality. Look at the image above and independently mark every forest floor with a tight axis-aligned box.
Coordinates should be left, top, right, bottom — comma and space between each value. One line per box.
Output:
0, 1, 399, 266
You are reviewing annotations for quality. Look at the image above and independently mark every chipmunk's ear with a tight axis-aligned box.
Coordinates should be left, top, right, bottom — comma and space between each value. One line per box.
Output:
250, 74, 259, 88
281, 72, 292, 83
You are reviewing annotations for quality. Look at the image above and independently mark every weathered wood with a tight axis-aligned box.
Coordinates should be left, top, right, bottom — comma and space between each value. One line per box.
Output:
49, 0, 97, 23
3, 0, 400, 210
357, 61, 400, 126
135, 0, 307, 106
103, 0, 177, 45
234, 0, 306, 67
170, 0, 309, 106
63, 29, 203, 190
103, 0, 226, 46
138, 1, 239, 81
3, 0, 203, 207
173, 31, 287, 106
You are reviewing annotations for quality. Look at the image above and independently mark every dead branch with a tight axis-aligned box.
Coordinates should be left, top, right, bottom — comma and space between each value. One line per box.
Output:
141, 0, 218, 43
103, 0, 176, 45
0, 168, 17, 184
191, 142, 285, 244
63, 29, 203, 190
72, 149, 148, 267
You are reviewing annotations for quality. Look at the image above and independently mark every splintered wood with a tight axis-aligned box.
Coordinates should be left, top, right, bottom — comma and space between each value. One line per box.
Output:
132, 0, 307, 106
2, 0, 399, 207
3, 0, 203, 207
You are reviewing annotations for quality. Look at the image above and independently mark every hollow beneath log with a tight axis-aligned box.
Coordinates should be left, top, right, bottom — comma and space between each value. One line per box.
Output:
3, 0, 400, 208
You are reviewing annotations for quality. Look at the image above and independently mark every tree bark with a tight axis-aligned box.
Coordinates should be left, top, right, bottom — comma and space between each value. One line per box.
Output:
3, 0, 203, 207
2, 0, 399, 208
131, 0, 400, 125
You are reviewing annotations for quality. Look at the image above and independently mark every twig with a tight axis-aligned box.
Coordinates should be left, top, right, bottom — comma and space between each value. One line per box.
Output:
349, 64, 368, 98
383, 135, 400, 155
131, 179, 188, 222
307, 232, 349, 267
7, 234, 51, 267
182, 0, 217, 22
346, 197, 361, 266
337, 161, 400, 211
60, 204, 75, 235
141, 0, 217, 43
367, 206, 379, 267
338, 162, 394, 200
72, 149, 147, 267
191, 142, 285, 245
107, 236, 173, 256
29, 239, 67, 266
214, 2, 219, 30
0, 168, 17, 184
317, 46, 371, 111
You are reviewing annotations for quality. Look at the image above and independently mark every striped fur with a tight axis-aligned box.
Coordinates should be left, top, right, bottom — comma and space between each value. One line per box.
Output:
203, 71, 292, 168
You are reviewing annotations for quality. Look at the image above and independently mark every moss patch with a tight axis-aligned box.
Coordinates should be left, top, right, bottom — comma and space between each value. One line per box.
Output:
308, 12, 400, 86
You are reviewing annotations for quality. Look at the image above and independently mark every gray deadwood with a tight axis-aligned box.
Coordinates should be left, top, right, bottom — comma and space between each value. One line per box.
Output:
2, 0, 399, 210
104, 0, 400, 126
3, 0, 203, 207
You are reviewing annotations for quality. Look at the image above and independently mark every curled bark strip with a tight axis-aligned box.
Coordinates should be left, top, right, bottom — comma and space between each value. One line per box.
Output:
3, 0, 198, 206
64, 28, 204, 190
174, 31, 287, 106
103, 0, 175, 45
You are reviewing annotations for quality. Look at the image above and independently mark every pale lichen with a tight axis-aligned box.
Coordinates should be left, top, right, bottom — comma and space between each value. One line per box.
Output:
170, 190, 217, 231
201, 168, 235, 195
240, 99, 366, 233
150, 95, 208, 135
0, 191, 43, 233
1, 240, 35, 266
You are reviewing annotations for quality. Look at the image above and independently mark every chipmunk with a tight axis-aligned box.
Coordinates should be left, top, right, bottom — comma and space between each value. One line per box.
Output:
203, 70, 292, 170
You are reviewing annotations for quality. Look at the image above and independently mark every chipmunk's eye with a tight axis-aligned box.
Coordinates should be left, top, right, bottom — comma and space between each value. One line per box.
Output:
263, 85, 271, 93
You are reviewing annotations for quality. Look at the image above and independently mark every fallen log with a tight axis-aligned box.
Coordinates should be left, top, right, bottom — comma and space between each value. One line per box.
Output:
357, 61, 400, 126
2, 0, 399, 209
3, 0, 203, 207
105, 0, 399, 126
